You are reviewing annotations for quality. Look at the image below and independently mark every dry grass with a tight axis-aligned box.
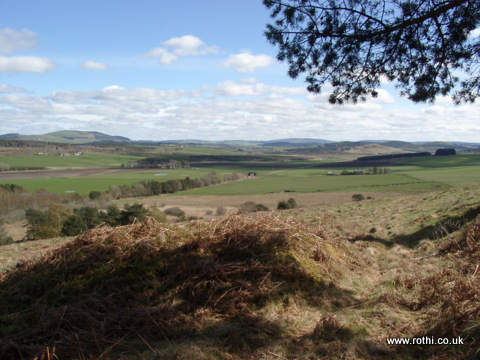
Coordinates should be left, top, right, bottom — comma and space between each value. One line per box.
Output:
1, 186, 480, 359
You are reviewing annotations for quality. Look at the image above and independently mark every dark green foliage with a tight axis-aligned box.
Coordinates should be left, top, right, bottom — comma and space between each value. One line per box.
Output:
74, 207, 101, 228
102, 204, 122, 226
0, 184, 25, 193
25, 208, 48, 239
287, 198, 297, 209
255, 203, 269, 212
88, 190, 101, 200
352, 194, 365, 202
61, 215, 87, 236
277, 198, 297, 210
358, 152, 431, 161
435, 148, 457, 156
120, 203, 147, 225
277, 201, 289, 210
263, 0, 480, 104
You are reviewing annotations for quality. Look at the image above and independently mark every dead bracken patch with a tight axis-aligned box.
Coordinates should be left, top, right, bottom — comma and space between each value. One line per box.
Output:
0, 213, 350, 359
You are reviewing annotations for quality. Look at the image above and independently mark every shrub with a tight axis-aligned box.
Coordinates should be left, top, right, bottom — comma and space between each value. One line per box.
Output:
62, 215, 88, 236
277, 200, 289, 210
74, 207, 101, 228
0, 226, 13, 246
239, 201, 257, 213
352, 194, 365, 201
163, 206, 185, 217
147, 206, 168, 223
88, 190, 102, 201
216, 206, 227, 216
120, 203, 148, 224
254, 204, 269, 212
287, 198, 297, 209
25, 208, 48, 240
277, 198, 297, 210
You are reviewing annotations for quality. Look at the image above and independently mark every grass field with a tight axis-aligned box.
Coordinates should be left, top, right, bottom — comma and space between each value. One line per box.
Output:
0, 153, 479, 195
182, 172, 449, 195
0, 153, 142, 169
0, 168, 245, 194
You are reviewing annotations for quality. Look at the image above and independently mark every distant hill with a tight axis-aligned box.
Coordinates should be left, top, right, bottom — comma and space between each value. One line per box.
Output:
0, 131, 130, 144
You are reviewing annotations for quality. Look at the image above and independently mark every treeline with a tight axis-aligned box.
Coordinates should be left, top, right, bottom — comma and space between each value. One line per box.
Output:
0, 172, 240, 218
0, 185, 74, 217
357, 152, 431, 161
25, 203, 166, 240
98, 171, 240, 200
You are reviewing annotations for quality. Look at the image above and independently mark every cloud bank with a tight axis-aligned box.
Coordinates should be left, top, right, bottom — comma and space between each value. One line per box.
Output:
1, 79, 478, 142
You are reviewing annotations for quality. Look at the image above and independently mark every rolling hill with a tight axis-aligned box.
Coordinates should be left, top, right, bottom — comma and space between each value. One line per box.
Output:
0, 130, 130, 144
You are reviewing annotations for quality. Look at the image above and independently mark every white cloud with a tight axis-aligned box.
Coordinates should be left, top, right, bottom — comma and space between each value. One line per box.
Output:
145, 47, 178, 65
163, 35, 218, 56
0, 28, 38, 54
212, 79, 306, 97
2, 81, 479, 142
219, 52, 274, 73
80, 61, 110, 71
0, 84, 26, 93
0, 55, 56, 73
146, 35, 218, 65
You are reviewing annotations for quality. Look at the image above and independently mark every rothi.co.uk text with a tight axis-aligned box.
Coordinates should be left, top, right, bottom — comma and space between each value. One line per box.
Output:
386, 336, 464, 345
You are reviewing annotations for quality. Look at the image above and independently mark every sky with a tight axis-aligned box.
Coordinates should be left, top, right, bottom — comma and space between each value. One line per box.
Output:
0, 0, 479, 142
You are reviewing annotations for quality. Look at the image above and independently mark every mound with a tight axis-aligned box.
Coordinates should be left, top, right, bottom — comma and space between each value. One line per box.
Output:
0, 213, 352, 359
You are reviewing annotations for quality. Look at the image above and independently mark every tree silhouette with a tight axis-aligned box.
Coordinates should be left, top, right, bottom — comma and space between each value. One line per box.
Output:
263, 0, 480, 104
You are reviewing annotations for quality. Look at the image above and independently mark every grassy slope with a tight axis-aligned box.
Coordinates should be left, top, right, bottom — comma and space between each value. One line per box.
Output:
1, 186, 479, 359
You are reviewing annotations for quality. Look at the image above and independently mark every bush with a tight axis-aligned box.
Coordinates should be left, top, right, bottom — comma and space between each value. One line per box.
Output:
147, 206, 168, 223
255, 204, 269, 212
163, 206, 185, 217
239, 201, 257, 213
277, 198, 297, 210
216, 206, 227, 216
277, 200, 289, 210
120, 203, 148, 224
74, 207, 101, 228
0, 226, 13, 246
287, 198, 297, 209
352, 194, 365, 201
62, 215, 88, 236
25, 208, 48, 240
88, 190, 102, 201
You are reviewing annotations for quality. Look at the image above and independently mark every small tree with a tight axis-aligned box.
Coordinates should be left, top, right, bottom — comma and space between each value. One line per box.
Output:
120, 203, 148, 225
352, 194, 365, 202
62, 215, 87, 236
287, 198, 297, 209
25, 208, 48, 240
88, 190, 102, 201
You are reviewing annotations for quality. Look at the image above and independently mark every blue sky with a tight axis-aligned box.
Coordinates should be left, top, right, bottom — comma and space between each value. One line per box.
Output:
0, 0, 479, 142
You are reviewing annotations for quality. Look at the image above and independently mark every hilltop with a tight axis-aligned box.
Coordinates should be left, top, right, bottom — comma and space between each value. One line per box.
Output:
1, 186, 479, 359
0, 130, 130, 144
1, 131, 480, 153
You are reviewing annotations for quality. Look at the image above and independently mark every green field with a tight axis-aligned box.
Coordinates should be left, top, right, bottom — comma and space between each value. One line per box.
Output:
0, 153, 142, 169
0, 168, 245, 194
1, 153, 479, 195
182, 172, 449, 195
